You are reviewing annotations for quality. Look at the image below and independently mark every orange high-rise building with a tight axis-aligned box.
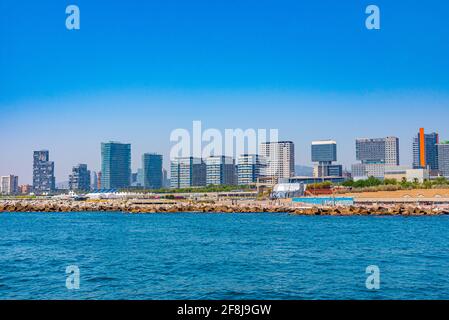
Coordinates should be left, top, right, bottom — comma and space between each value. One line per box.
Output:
419, 128, 426, 168
413, 128, 439, 170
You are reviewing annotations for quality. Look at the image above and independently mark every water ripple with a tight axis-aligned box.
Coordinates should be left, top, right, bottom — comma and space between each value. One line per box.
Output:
1, 212, 449, 299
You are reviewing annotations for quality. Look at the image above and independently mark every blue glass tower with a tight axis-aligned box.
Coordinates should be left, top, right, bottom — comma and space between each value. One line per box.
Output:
101, 142, 131, 189
142, 153, 163, 189
311, 140, 342, 177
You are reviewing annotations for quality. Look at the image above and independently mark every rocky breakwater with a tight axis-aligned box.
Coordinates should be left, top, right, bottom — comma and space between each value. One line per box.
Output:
0, 200, 296, 214
293, 205, 449, 216
1, 200, 449, 216
0, 199, 127, 213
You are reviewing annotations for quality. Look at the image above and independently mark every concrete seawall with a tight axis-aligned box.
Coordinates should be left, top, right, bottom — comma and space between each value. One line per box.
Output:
1, 199, 449, 216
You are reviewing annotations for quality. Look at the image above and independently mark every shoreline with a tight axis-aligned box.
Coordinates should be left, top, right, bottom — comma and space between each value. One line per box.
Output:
1, 199, 449, 216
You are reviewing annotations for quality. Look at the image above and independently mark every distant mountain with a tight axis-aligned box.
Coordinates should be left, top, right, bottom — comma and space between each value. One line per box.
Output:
295, 165, 313, 177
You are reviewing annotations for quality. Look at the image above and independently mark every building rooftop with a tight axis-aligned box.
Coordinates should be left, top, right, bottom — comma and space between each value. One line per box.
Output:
311, 140, 337, 145
260, 141, 293, 144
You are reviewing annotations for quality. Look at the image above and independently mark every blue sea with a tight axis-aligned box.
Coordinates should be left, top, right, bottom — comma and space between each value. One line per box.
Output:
1, 211, 449, 300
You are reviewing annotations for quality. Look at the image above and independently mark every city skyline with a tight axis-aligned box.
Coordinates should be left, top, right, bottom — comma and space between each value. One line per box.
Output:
2, 126, 448, 187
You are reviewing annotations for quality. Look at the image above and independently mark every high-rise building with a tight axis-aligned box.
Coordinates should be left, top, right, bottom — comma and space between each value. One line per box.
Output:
91, 171, 98, 190
142, 153, 163, 189
205, 156, 236, 186
311, 140, 342, 177
237, 154, 264, 185
97, 172, 102, 189
413, 128, 439, 171
259, 141, 295, 181
170, 157, 204, 189
311, 140, 337, 163
385, 136, 400, 166
69, 164, 91, 191
170, 157, 206, 189
162, 169, 169, 188
356, 137, 399, 165
1, 175, 19, 195
437, 141, 449, 178
131, 172, 139, 187
33, 150, 55, 194
352, 137, 399, 180
100, 142, 131, 189
356, 138, 386, 164
137, 168, 144, 187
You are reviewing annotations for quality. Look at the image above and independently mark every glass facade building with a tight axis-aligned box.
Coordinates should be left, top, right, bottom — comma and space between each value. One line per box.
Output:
356, 138, 385, 163
142, 153, 163, 189
311, 141, 337, 163
311, 140, 343, 178
162, 169, 169, 188
413, 129, 439, 171
353, 137, 399, 180
351, 163, 385, 180
69, 164, 91, 191
137, 168, 144, 187
356, 139, 385, 163
100, 142, 131, 189
326, 164, 343, 177
33, 150, 55, 194
205, 156, 236, 186
237, 154, 264, 185
170, 157, 206, 189
91, 171, 98, 190
355, 137, 399, 165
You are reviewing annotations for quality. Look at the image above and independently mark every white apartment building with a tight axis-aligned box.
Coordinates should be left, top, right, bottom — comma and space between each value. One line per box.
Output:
259, 141, 295, 181
385, 136, 400, 166
1, 175, 19, 195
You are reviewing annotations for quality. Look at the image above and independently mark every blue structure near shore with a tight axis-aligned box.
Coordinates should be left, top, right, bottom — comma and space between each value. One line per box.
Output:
292, 197, 354, 206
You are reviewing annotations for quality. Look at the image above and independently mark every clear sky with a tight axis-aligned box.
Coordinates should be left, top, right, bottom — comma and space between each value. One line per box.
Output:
1, 0, 449, 184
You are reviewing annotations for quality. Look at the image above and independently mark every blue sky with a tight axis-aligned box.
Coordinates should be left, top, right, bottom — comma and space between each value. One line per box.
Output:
1, 0, 449, 183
